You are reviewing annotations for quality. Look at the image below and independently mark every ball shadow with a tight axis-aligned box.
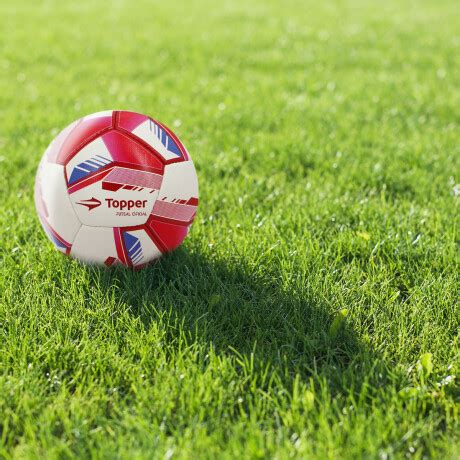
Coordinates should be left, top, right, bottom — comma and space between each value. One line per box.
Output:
87, 247, 378, 386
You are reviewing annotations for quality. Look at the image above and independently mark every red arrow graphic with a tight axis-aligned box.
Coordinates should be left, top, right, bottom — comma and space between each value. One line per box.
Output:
76, 197, 102, 211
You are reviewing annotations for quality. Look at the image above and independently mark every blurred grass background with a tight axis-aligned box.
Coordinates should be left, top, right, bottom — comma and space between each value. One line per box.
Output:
0, 0, 459, 458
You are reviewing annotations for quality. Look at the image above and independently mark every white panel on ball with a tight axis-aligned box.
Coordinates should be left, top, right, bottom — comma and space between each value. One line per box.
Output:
65, 137, 114, 185
158, 161, 199, 201
132, 120, 180, 161
39, 161, 81, 243
69, 180, 159, 227
71, 226, 118, 264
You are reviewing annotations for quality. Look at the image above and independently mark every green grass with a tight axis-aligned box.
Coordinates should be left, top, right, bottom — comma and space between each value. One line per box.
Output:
0, 0, 459, 458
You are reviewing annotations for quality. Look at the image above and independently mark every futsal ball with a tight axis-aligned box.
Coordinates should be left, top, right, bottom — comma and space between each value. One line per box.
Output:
34, 110, 199, 268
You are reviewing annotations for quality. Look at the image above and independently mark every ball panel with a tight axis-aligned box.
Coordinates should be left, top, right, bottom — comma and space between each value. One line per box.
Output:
116, 110, 149, 132
54, 112, 113, 165
65, 137, 114, 185
36, 215, 73, 254
34, 159, 49, 219
154, 119, 191, 161
121, 228, 162, 266
71, 225, 119, 265
35, 160, 81, 245
101, 130, 164, 172
146, 217, 189, 253
158, 161, 199, 204
130, 119, 186, 162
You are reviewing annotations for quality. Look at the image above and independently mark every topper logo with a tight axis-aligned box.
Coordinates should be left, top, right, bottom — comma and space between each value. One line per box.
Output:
76, 197, 147, 211
106, 199, 147, 210
76, 197, 102, 211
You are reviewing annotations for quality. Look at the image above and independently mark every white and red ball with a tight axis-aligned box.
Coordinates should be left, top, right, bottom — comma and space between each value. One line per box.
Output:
34, 110, 199, 268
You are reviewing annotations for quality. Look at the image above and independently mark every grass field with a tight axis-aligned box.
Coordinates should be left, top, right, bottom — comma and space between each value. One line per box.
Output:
0, 0, 459, 458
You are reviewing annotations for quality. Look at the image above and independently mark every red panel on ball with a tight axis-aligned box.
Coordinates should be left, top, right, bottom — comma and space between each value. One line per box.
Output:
116, 111, 149, 132
146, 217, 189, 252
101, 130, 164, 172
55, 114, 113, 165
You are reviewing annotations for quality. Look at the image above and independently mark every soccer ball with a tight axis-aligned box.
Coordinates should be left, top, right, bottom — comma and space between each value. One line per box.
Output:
34, 110, 199, 268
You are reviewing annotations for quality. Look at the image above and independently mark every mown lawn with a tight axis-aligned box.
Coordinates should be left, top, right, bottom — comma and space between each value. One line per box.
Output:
0, 0, 458, 458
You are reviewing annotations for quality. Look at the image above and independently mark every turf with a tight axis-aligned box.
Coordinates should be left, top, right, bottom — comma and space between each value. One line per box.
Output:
0, 0, 459, 458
